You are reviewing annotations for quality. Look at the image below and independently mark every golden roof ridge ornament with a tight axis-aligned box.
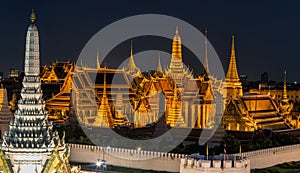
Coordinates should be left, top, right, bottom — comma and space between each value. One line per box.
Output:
30, 9, 36, 24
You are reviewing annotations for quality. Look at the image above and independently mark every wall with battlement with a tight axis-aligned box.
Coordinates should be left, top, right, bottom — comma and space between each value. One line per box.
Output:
180, 158, 250, 173
68, 143, 186, 172
233, 144, 300, 169
68, 143, 300, 172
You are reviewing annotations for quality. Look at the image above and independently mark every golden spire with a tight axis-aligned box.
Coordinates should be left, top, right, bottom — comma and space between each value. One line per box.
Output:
95, 67, 113, 127
171, 27, 182, 61
283, 69, 287, 100
225, 35, 240, 81
130, 40, 133, 58
30, 9, 36, 24
126, 40, 140, 74
157, 53, 162, 72
204, 29, 209, 74
96, 48, 101, 69
128, 40, 135, 70
103, 67, 107, 98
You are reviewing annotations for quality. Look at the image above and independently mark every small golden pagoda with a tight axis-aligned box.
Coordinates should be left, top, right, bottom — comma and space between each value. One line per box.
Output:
94, 67, 114, 127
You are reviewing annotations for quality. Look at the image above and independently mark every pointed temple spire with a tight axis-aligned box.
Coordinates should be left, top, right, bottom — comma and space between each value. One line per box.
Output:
224, 35, 243, 99
30, 9, 36, 23
103, 68, 107, 97
225, 35, 240, 82
96, 48, 101, 69
127, 40, 136, 70
125, 40, 141, 76
167, 27, 186, 86
171, 27, 182, 61
283, 70, 287, 100
157, 53, 163, 72
204, 29, 209, 74
95, 68, 113, 127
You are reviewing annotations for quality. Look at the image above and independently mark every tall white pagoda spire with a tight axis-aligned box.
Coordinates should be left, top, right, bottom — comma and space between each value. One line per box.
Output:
0, 10, 71, 173
24, 9, 40, 76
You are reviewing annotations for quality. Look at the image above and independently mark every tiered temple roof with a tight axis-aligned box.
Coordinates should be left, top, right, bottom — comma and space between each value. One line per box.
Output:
223, 94, 293, 131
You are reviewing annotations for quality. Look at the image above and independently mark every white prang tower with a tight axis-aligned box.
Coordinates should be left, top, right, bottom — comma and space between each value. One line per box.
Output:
0, 10, 70, 173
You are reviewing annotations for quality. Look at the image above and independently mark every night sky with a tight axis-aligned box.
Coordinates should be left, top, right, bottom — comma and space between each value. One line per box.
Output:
1, 0, 300, 81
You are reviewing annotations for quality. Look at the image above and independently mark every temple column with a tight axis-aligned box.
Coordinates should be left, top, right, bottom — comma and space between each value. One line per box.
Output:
197, 105, 201, 128
205, 104, 209, 125
202, 104, 205, 128
184, 101, 189, 127
227, 123, 231, 130
191, 105, 195, 128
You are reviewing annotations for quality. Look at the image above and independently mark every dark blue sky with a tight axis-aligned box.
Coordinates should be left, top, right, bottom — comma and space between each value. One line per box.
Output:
1, 0, 300, 81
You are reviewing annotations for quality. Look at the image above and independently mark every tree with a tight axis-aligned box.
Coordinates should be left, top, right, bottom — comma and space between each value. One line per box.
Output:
221, 134, 240, 154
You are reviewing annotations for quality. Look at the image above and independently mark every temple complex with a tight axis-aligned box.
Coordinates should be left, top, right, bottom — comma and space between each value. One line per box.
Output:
1, 11, 294, 132
71, 28, 220, 129
0, 10, 71, 173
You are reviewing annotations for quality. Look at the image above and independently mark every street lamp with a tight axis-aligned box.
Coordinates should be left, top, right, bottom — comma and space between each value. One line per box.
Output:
96, 159, 101, 167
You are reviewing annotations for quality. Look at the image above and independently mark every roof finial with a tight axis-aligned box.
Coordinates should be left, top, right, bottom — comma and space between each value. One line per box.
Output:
204, 29, 209, 74
231, 35, 235, 57
103, 68, 107, 97
96, 48, 101, 69
130, 40, 133, 58
283, 69, 287, 100
157, 53, 163, 72
30, 9, 36, 24
176, 27, 179, 35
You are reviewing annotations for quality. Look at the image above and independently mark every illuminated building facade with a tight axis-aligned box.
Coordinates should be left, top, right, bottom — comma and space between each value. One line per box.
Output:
8, 69, 19, 78
0, 10, 71, 173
